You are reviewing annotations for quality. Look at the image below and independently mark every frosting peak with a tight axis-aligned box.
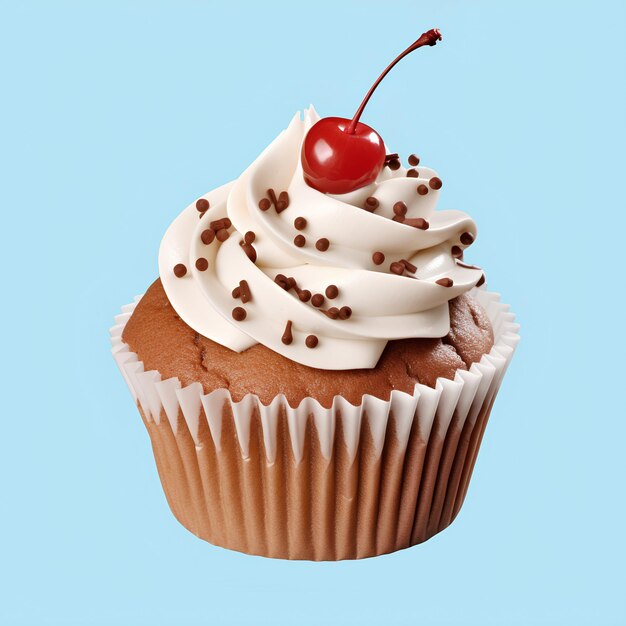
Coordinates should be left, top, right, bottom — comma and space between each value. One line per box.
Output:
159, 108, 483, 370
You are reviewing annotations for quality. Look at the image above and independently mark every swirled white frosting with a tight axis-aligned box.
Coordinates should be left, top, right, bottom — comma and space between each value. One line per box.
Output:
159, 107, 483, 370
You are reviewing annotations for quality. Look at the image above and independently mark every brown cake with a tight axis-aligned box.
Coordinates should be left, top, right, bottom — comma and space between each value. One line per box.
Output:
123, 279, 494, 407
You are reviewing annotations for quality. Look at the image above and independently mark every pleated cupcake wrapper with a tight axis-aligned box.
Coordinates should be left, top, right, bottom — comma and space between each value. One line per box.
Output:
111, 288, 519, 560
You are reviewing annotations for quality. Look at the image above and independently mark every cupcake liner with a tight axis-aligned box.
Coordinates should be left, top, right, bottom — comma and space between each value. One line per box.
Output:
111, 288, 519, 560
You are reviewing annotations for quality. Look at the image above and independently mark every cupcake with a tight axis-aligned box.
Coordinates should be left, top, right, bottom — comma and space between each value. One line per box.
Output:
111, 30, 518, 560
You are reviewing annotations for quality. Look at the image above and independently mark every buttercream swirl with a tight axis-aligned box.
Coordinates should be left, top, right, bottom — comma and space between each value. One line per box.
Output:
159, 107, 483, 369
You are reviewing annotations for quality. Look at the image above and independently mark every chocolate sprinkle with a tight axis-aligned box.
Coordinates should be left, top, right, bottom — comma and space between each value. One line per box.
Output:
311, 293, 325, 307
406, 168, 419, 178
460, 232, 475, 245
305, 335, 319, 349
315, 238, 330, 252
232, 306, 247, 321
173, 263, 187, 278
241, 243, 257, 263
451, 245, 463, 258
429, 177, 443, 190
384, 153, 399, 163
325, 284, 339, 299
294, 217, 307, 230
274, 274, 289, 290
294, 234, 306, 247
216, 228, 230, 242
210, 218, 231, 231
339, 306, 352, 320
401, 259, 417, 273
267, 188, 278, 208
476, 274, 486, 287
436, 278, 454, 287
393, 201, 408, 216
244, 231, 256, 244
364, 196, 379, 211
276, 191, 290, 213
325, 308, 340, 320
390, 262, 405, 275
456, 260, 481, 270
201, 229, 215, 245
372, 251, 385, 265
297, 289, 311, 303
417, 184, 429, 196
392, 215, 405, 223
282, 320, 293, 345
408, 154, 420, 166
259, 198, 271, 211
387, 158, 401, 171
239, 280, 252, 303
195, 257, 209, 271
196, 198, 209, 212
231, 286, 241, 299
404, 217, 429, 230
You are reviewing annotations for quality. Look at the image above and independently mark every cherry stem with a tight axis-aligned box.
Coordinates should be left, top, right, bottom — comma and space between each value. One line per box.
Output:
346, 28, 442, 135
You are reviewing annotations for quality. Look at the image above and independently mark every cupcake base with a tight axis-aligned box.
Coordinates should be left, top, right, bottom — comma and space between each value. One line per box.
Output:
112, 289, 518, 560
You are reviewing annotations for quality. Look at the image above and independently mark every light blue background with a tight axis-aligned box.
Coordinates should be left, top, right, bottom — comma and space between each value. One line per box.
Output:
1, 1, 624, 624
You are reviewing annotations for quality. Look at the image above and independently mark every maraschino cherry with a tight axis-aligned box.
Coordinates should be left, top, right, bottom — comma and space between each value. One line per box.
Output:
301, 28, 442, 195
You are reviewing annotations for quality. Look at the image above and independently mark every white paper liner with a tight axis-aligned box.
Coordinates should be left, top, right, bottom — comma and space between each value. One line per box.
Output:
111, 288, 519, 559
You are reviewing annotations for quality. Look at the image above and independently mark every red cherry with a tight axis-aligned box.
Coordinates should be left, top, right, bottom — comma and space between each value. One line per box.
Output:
302, 28, 442, 195
301, 117, 385, 195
